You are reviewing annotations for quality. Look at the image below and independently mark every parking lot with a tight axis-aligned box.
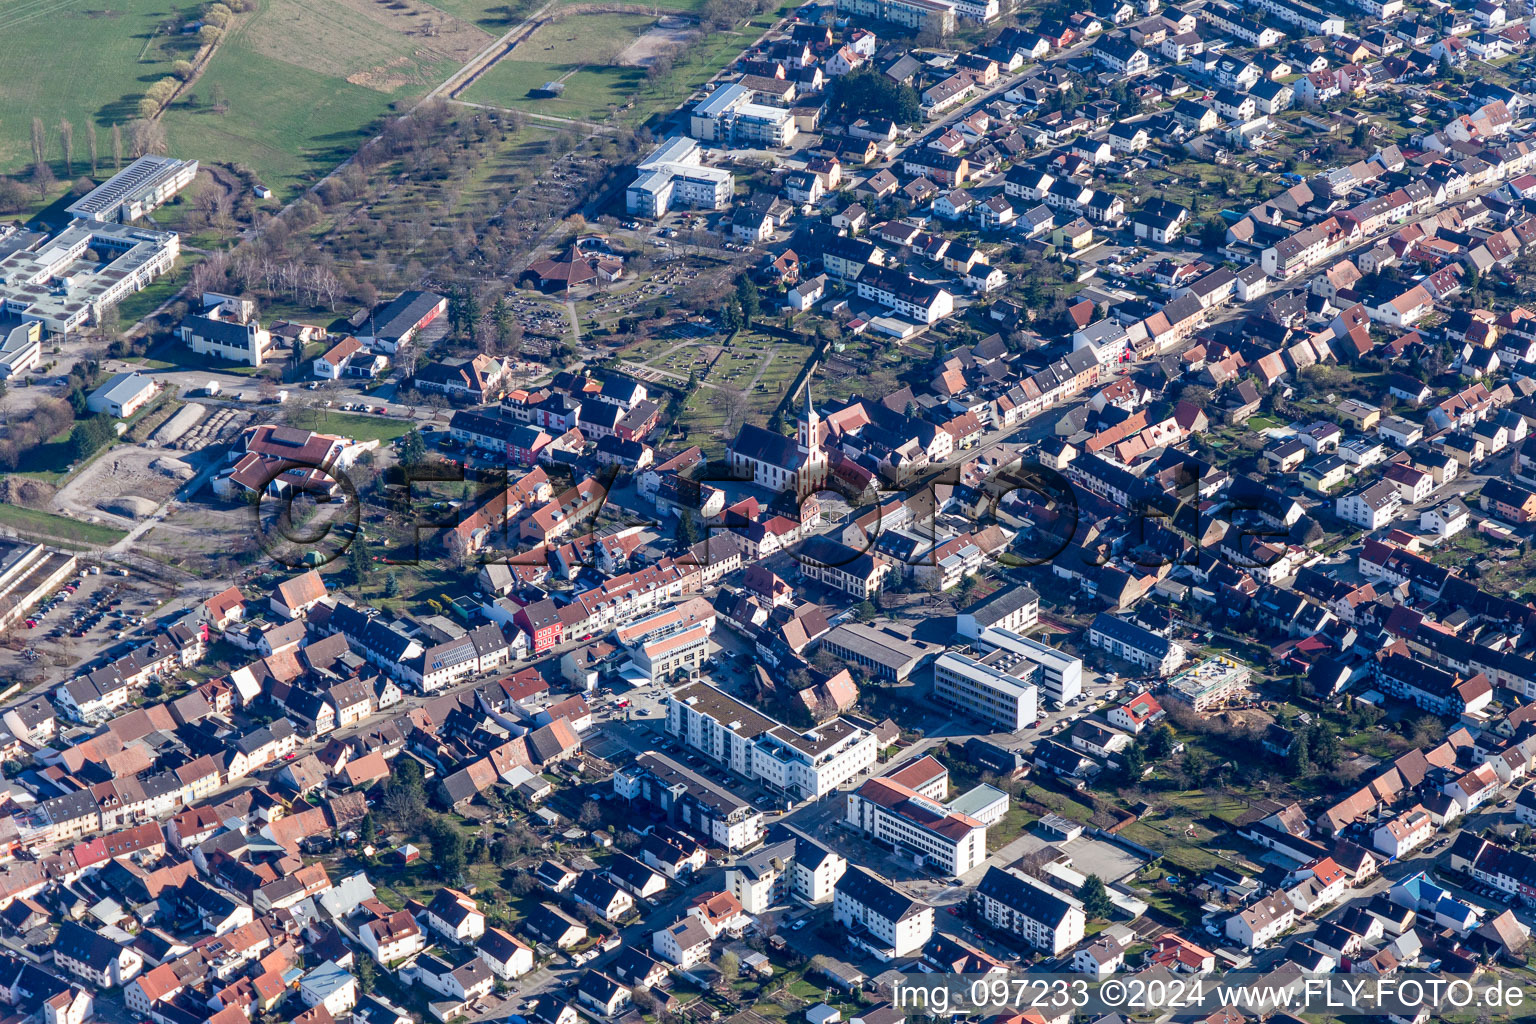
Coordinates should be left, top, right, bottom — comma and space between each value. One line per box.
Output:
1, 565, 172, 684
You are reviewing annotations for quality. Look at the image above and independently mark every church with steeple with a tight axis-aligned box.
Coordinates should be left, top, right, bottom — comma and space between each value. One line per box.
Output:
727, 385, 829, 496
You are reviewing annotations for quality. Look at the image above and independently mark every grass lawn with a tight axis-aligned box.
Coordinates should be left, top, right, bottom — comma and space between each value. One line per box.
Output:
554, 0, 713, 9
284, 408, 416, 443
0, 503, 128, 548
160, 54, 389, 200
0, 0, 200, 174
426, 0, 537, 29
461, 13, 652, 121
115, 258, 195, 327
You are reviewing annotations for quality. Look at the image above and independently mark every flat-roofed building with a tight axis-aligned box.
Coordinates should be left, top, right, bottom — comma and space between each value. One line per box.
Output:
975, 627, 1083, 704
690, 83, 799, 147
0, 220, 181, 335
1166, 657, 1251, 712
66, 155, 198, 223
627, 137, 735, 217
932, 650, 1039, 731
0, 541, 79, 631
818, 622, 937, 681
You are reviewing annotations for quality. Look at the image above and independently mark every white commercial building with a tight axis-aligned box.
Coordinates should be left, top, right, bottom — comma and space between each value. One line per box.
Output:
66, 155, 199, 223
845, 774, 990, 876
975, 627, 1083, 705
0, 220, 181, 335
0, 322, 42, 380
932, 650, 1039, 731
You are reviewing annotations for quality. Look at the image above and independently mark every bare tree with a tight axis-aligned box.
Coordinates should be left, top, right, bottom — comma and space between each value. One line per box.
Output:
128, 119, 167, 158
58, 120, 73, 178
111, 124, 123, 171
719, 385, 751, 436
30, 118, 44, 170
31, 162, 54, 200
315, 267, 343, 310
191, 252, 231, 297
86, 121, 98, 177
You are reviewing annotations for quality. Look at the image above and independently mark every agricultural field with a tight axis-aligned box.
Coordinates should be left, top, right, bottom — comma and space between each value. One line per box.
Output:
160, 0, 495, 196
0, 0, 202, 173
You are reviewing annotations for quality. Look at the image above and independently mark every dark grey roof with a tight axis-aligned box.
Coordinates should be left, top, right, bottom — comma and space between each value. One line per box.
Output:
975, 866, 1078, 927
55, 921, 124, 970
369, 290, 446, 343
834, 866, 927, 924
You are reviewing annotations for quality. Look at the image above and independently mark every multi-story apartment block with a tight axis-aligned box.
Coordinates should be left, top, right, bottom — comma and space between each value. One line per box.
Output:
974, 867, 1086, 955
833, 867, 934, 960
690, 83, 798, 147
614, 752, 764, 851
667, 683, 878, 802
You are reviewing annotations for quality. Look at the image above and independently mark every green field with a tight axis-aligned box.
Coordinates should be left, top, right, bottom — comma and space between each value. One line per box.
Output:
285, 409, 416, 443
463, 4, 787, 124
158, 0, 501, 197
0, 0, 202, 173
461, 13, 652, 121
0, 503, 129, 548
426, 0, 538, 28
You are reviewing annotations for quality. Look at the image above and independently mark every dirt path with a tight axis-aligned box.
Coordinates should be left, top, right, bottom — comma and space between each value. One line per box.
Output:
449, 98, 622, 133
432, 0, 559, 102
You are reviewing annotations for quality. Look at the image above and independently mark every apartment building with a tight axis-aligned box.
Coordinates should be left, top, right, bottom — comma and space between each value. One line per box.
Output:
627, 137, 735, 217
615, 598, 715, 685
833, 867, 935, 961
1225, 891, 1298, 949
613, 752, 764, 851
668, 682, 878, 801
1088, 614, 1187, 677
691, 83, 798, 147
973, 867, 1086, 955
